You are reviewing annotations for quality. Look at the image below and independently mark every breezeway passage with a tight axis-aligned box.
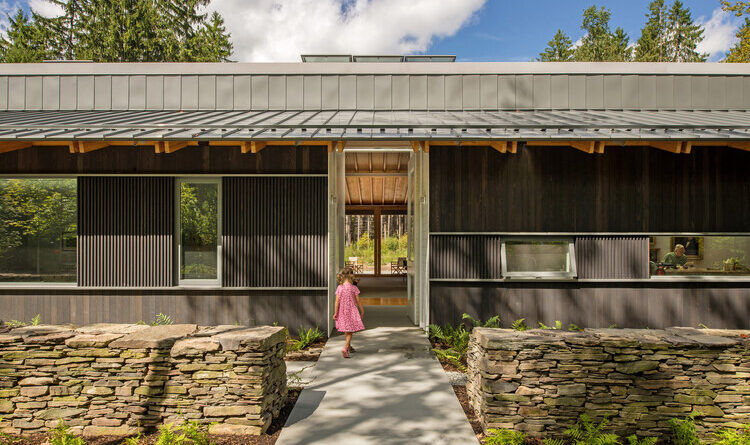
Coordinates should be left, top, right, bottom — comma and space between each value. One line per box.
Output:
276, 327, 479, 445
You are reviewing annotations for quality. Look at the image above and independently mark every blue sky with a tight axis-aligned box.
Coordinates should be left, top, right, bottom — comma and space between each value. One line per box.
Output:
4, 0, 743, 62
433, 1, 740, 62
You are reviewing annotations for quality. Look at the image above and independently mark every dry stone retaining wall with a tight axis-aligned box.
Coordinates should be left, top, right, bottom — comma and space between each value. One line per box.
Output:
0, 323, 287, 437
468, 327, 750, 438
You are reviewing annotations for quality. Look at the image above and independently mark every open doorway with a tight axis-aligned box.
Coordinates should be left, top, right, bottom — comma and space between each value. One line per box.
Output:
344, 151, 411, 327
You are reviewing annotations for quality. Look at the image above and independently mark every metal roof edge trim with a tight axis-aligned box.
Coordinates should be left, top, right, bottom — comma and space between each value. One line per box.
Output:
2, 62, 750, 76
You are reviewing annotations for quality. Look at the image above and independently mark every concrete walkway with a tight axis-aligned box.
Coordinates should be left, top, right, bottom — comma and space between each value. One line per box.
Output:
276, 327, 479, 445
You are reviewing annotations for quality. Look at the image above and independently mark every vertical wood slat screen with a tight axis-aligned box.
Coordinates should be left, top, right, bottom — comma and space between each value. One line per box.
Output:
223, 177, 327, 287
575, 236, 649, 279
78, 177, 174, 287
429, 235, 503, 279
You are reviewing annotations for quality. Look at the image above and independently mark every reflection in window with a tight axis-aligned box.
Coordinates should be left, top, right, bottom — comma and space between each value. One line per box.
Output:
0, 178, 77, 282
649, 236, 750, 277
180, 181, 219, 281
502, 239, 577, 279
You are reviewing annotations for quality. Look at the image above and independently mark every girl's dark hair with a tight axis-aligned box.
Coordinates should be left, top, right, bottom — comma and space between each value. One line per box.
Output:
337, 266, 356, 285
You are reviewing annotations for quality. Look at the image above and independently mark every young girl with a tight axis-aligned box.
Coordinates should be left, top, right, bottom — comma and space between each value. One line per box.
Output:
333, 267, 365, 358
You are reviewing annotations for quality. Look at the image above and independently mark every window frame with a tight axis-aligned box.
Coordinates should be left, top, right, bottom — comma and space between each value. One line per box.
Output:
0, 176, 79, 287
176, 177, 222, 287
500, 237, 577, 280
649, 234, 750, 280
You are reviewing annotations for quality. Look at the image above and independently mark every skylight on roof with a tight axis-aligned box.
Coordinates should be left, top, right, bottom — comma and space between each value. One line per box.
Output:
300, 54, 455, 63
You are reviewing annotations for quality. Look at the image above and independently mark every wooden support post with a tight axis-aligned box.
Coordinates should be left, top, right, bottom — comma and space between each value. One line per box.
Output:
424, 141, 430, 153
163, 141, 188, 153
570, 141, 596, 154
251, 141, 266, 153
595, 141, 606, 154
240, 141, 251, 153
373, 207, 381, 276
410, 141, 424, 152
0, 141, 33, 153
489, 141, 508, 153
75, 141, 110, 154
337, 141, 346, 152
509, 141, 518, 153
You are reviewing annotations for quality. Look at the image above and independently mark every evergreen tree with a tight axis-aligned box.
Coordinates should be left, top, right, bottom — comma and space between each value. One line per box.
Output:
635, 0, 669, 61
193, 12, 233, 62
721, 1, 750, 17
538, 29, 575, 61
0, 10, 48, 62
726, 17, 750, 62
575, 5, 633, 61
666, 0, 706, 62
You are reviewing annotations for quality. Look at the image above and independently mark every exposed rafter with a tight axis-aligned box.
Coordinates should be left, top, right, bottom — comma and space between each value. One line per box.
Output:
75, 141, 110, 154
163, 141, 188, 154
0, 141, 33, 154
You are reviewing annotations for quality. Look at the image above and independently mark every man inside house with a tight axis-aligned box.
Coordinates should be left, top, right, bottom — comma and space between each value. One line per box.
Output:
662, 244, 690, 269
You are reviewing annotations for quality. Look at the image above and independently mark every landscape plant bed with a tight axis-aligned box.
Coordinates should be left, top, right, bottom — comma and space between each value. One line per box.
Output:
0, 388, 302, 445
429, 336, 467, 373
285, 338, 326, 361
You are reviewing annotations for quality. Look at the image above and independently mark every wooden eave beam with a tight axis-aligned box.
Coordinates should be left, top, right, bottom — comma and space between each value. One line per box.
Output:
692, 141, 750, 152
489, 141, 507, 153
649, 141, 685, 154
0, 141, 33, 153
410, 141, 424, 152
75, 141, 111, 154
526, 140, 599, 154
163, 141, 189, 154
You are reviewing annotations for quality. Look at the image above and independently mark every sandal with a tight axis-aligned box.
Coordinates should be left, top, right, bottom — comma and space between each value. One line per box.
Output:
341, 349, 350, 359
348, 346, 356, 353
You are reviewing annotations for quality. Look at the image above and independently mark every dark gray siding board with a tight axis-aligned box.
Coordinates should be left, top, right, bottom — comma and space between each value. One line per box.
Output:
430, 283, 750, 329
223, 177, 327, 287
78, 177, 174, 287
0, 290, 327, 331
575, 236, 649, 279
430, 235, 502, 279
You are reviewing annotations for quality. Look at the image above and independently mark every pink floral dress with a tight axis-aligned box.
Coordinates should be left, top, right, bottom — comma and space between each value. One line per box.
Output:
335, 283, 365, 333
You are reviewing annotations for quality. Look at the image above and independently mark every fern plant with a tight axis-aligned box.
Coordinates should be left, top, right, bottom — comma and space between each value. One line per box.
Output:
462, 313, 501, 328
538, 320, 563, 330
288, 326, 325, 351
568, 323, 583, 332
4, 320, 26, 329
713, 424, 750, 445
511, 318, 530, 331
543, 440, 566, 445
627, 435, 657, 445
155, 423, 186, 445
432, 348, 466, 372
564, 414, 620, 445
49, 420, 85, 445
669, 414, 701, 445
485, 428, 526, 445
30, 314, 41, 326
151, 313, 174, 326
181, 420, 216, 445
120, 433, 143, 445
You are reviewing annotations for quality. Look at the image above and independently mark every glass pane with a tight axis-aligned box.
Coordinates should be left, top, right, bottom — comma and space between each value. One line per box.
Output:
650, 236, 750, 277
380, 214, 407, 275
505, 240, 571, 274
344, 214, 375, 274
0, 178, 77, 282
180, 182, 218, 281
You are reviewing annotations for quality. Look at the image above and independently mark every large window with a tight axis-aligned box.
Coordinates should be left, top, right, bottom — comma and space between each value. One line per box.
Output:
501, 239, 577, 279
344, 214, 375, 274
0, 178, 77, 283
649, 235, 750, 277
178, 179, 220, 284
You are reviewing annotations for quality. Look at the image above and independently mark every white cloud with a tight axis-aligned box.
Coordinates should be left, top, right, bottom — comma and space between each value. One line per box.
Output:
0, 1, 21, 38
206, 0, 487, 62
697, 7, 742, 61
28, 0, 65, 18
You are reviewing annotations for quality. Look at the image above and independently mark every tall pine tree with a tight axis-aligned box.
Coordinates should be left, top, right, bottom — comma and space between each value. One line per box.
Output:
538, 29, 575, 61
726, 17, 750, 62
0, 10, 49, 62
574, 6, 633, 62
635, 0, 706, 62
635, 0, 669, 61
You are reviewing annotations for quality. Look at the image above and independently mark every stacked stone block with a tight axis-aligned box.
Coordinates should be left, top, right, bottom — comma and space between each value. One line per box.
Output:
0, 323, 287, 437
468, 327, 750, 438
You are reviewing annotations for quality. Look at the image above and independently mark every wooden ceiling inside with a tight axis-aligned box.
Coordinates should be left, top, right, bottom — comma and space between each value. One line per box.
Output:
345, 152, 409, 206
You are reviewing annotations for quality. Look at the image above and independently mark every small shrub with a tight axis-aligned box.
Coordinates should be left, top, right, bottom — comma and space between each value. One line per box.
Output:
669, 414, 701, 445
120, 433, 143, 445
462, 313, 501, 328
511, 318, 529, 331
182, 420, 215, 445
428, 323, 470, 355
568, 323, 583, 332
30, 314, 41, 326
627, 435, 657, 445
155, 423, 186, 445
432, 348, 466, 372
289, 326, 324, 351
49, 420, 85, 445
151, 313, 174, 326
543, 440, 566, 445
564, 414, 619, 445
538, 321, 563, 330
485, 428, 526, 445
713, 424, 750, 445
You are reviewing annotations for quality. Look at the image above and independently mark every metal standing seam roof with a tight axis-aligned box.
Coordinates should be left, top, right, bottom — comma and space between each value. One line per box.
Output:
0, 109, 749, 141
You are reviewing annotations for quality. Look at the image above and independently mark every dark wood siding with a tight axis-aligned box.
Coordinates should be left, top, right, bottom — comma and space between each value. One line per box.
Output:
0, 146, 327, 174
575, 236, 649, 279
0, 290, 327, 330
78, 177, 174, 287
223, 177, 327, 287
430, 283, 750, 329
430, 235, 502, 279
430, 146, 750, 233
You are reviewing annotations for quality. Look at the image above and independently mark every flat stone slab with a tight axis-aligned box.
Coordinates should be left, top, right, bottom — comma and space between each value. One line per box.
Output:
75, 323, 150, 335
171, 337, 221, 357
214, 326, 287, 351
65, 334, 124, 348
11, 325, 74, 339
276, 327, 478, 445
109, 324, 198, 349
